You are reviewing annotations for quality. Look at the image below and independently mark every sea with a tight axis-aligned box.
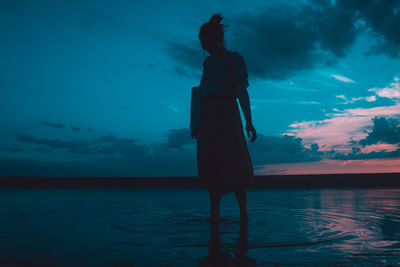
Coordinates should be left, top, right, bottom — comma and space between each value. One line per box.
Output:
0, 187, 399, 266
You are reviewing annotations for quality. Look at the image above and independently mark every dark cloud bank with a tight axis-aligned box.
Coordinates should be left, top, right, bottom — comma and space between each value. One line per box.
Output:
165, 0, 400, 80
360, 117, 400, 146
2, 116, 399, 176
2, 128, 322, 177
335, 116, 400, 160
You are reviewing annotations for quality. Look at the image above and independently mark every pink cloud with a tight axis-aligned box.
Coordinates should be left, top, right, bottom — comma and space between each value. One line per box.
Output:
359, 143, 399, 153
365, 95, 376, 102
285, 116, 371, 152
340, 104, 400, 117
285, 103, 400, 153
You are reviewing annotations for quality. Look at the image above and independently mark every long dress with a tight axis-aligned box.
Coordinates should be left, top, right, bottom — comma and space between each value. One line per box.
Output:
196, 50, 255, 195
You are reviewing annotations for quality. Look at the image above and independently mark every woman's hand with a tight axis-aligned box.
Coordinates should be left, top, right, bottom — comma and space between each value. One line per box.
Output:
246, 123, 257, 143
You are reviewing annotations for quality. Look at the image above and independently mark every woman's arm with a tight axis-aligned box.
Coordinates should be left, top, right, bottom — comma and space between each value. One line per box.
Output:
238, 89, 252, 124
238, 89, 257, 142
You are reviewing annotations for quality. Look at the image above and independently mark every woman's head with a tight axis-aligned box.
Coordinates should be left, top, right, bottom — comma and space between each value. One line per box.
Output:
199, 14, 226, 55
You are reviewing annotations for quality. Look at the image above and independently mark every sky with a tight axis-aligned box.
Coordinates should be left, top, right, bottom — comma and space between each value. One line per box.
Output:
1, 0, 400, 177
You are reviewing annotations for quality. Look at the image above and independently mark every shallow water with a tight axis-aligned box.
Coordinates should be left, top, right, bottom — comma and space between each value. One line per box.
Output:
0, 187, 399, 266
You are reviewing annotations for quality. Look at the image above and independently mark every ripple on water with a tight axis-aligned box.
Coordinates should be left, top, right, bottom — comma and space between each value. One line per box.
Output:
239, 207, 400, 250
91, 204, 400, 253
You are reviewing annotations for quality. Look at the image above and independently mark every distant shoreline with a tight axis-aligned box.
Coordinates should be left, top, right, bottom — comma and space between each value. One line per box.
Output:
0, 173, 399, 189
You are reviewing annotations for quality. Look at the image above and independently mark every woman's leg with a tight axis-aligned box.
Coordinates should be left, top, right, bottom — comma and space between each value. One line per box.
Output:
234, 188, 248, 218
209, 190, 222, 220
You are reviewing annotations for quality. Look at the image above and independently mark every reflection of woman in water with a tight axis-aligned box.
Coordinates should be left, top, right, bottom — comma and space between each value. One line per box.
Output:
198, 219, 257, 266
191, 13, 257, 222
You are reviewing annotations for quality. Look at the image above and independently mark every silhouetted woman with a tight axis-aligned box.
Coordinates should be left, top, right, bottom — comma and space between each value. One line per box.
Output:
191, 13, 257, 222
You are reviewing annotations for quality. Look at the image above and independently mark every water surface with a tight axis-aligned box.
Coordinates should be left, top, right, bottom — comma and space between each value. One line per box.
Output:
0, 187, 399, 266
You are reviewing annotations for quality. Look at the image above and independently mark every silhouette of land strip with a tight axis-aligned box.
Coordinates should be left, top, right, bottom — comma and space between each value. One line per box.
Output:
0, 173, 399, 189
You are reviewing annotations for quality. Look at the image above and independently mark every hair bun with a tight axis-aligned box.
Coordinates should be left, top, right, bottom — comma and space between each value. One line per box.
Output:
209, 14, 223, 24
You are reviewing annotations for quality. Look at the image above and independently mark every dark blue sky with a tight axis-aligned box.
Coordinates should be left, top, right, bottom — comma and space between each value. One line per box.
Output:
1, 0, 400, 176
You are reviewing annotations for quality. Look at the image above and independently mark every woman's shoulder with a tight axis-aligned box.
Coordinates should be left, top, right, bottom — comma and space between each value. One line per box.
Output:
228, 50, 240, 56
228, 50, 245, 62
222, 51, 245, 69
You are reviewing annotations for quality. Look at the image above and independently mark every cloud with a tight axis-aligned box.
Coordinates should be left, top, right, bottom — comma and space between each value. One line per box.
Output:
365, 95, 376, 102
40, 120, 82, 131
333, 148, 400, 160
87, 128, 99, 133
162, 40, 204, 77
163, 130, 325, 172
287, 74, 400, 153
0, 144, 23, 152
164, 130, 324, 168
248, 134, 322, 166
70, 125, 80, 131
359, 117, 400, 146
336, 94, 347, 100
338, 104, 400, 117
14, 133, 150, 156
286, 115, 372, 152
166, 128, 196, 150
6, 127, 328, 176
231, 1, 368, 80
359, 143, 399, 154
165, 1, 361, 80
93, 135, 150, 158
343, 0, 400, 58
40, 120, 66, 129
286, 114, 400, 164
331, 74, 356, 83
368, 77, 400, 99
5, 129, 198, 177
172, 65, 199, 79
15, 134, 89, 150
335, 94, 376, 104
0, 147, 197, 177
256, 115, 400, 175
7, 115, 400, 177
165, 1, 400, 80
